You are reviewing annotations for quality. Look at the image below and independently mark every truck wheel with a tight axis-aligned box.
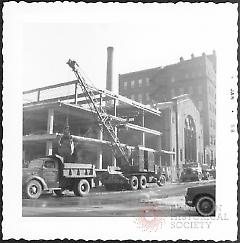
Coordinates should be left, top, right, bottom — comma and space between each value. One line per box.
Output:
129, 176, 138, 190
25, 180, 42, 199
157, 175, 166, 186
54, 190, 64, 197
195, 196, 215, 216
138, 175, 147, 190
74, 179, 90, 197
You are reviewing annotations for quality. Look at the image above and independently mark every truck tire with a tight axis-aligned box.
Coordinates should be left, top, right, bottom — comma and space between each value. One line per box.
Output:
54, 189, 64, 197
129, 176, 138, 190
74, 179, 90, 197
195, 196, 215, 216
25, 180, 42, 199
157, 175, 166, 186
138, 175, 147, 190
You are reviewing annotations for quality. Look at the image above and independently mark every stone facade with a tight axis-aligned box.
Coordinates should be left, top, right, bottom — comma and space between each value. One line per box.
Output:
156, 97, 204, 181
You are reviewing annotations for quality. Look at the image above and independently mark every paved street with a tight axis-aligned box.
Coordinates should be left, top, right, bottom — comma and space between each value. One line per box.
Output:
22, 180, 215, 217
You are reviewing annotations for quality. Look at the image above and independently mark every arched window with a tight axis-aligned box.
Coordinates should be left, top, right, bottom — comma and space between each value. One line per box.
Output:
184, 115, 197, 162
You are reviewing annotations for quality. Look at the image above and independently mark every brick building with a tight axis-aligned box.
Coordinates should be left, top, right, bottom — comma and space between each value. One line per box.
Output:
119, 51, 216, 166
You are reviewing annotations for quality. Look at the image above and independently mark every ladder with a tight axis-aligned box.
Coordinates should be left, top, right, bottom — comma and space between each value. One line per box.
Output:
67, 59, 129, 165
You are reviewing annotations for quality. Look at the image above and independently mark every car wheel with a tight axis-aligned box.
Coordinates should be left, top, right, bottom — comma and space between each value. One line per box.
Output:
138, 175, 147, 189
25, 180, 42, 199
157, 175, 166, 186
195, 196, 215, 216
74, 179, 90, 197
129, 176, 138, 190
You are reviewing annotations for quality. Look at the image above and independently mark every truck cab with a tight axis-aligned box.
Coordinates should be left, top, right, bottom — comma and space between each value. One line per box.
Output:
22, 156, 63, 198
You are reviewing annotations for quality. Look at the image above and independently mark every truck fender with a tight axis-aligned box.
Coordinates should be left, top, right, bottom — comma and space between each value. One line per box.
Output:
24, 176, 48, 191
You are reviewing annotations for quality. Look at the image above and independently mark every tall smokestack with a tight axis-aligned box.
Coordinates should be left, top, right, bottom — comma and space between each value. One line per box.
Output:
106, 46, 114, 91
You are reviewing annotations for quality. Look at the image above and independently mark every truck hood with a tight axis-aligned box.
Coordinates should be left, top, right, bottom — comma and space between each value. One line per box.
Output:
22, 168, 41, 182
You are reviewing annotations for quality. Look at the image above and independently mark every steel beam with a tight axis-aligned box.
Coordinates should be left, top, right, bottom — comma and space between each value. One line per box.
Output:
23, 80, 161, 117
123, 123, 162, 136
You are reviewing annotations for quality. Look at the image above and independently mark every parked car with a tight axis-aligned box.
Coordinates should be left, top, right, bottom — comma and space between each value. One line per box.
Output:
201, 164, 216, 180
206, 168, 216, 179
180, 162, 203, 182
185, 182, 216, 216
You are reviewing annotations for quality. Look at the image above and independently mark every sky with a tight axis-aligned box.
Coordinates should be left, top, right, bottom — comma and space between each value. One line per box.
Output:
11, 3, 237, 92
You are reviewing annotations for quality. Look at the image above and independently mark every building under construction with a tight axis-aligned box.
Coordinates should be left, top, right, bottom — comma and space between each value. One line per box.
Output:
22, 47, 203, 182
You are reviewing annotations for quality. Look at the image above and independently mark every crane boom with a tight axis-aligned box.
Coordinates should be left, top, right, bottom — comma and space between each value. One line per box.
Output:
66, 59, 129, 165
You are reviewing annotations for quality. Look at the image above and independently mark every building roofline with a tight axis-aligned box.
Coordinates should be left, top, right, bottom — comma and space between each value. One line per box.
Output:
119, 52, 216, 78
119, 66, 162, 77
155, 94, 197, 110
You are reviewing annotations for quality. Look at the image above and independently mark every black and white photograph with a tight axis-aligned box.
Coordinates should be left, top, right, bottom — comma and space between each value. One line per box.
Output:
2, 2, 238, 241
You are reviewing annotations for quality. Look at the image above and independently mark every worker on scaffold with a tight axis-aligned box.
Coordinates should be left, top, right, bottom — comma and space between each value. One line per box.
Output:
57, 120, 74, 163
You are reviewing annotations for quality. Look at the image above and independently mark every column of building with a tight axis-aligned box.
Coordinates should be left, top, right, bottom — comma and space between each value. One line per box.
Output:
141, 111, 145, 146
46, 108, 54, 155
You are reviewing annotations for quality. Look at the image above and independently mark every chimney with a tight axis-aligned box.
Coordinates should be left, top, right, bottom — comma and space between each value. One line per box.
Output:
202, 52, 206, 57
179, 57, 184, 62
106, 46, 114, 91
212, 49, 216, 56
191, 53, 195, 59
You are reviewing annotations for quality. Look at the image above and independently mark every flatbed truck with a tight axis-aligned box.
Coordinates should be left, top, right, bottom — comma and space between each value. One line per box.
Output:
100, 146, 166, 190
